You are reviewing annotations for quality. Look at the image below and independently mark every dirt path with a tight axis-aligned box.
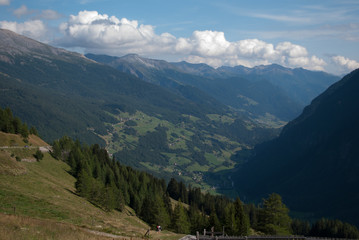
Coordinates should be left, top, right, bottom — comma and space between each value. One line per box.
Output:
0, 146, 51, 152
83, 228, 125, 239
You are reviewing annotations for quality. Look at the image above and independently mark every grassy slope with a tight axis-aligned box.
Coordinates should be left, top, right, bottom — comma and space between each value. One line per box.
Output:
0, 132, 48, 147
0, 132, 182, 240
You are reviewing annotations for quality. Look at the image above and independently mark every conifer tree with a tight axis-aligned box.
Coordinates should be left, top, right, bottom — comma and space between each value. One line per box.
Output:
29, 126, 38, 136
153, 194, 171, 228
224, 203, 236, 235
258, 193, 292, 235
171, 201, 190, 233
209, 205, 222, 233
75, 169, 92, 198
234, 197, 250, 236
167, 178, 180, 200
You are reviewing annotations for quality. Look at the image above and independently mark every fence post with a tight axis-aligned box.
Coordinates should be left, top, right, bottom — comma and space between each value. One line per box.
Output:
196, 231, 199, 240
204, 229, 206, 236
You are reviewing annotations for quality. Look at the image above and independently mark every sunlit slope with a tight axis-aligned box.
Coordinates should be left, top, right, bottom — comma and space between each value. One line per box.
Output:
0, 132, 182, 240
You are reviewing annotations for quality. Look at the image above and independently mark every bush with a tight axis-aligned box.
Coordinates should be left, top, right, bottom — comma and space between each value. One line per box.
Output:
34, 149, 44, 161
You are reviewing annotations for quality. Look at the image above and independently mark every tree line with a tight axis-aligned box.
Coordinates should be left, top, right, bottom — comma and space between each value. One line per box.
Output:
0, 107, 38, 139
50, 136, 359, 238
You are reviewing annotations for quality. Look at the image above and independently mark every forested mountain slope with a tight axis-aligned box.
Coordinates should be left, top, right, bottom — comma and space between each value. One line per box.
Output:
86, 53, 303, 123
0, 29, 276, 189
235, 69, 359, 226
175, 62, 340, 107
0, 29, 226, 143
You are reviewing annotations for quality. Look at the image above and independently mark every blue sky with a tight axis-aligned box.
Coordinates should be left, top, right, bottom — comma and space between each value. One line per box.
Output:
1, 0, 358, 75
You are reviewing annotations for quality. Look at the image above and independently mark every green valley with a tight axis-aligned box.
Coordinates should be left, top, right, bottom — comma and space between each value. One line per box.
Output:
98, 110, 243, 190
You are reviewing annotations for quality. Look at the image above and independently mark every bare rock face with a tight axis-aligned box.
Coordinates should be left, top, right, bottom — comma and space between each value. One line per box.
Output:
0, 28, 83, 63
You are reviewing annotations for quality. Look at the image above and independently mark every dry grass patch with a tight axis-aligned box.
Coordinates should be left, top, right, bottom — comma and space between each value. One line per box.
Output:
28, 134, 49, 146
0, 213, 141, 240
0, 150, 27, 175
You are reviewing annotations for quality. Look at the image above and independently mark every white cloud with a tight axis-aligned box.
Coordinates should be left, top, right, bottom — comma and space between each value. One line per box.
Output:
332, 56, 359, 72
0, 20, 47, 40
0, 0, 10, 6
13, 5, 33, 18
57, 11, 328, 71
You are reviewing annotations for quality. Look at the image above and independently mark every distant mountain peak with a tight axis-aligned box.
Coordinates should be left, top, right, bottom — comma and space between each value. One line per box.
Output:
120, 53, 142, 61
0, 28, 83, 62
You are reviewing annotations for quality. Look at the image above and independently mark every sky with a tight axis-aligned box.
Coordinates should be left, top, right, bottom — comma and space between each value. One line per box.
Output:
0, 0, 359, 75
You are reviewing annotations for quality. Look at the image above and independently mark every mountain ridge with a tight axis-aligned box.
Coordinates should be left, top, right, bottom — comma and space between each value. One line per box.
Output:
87, 53, 320, 122
0, 29, 276, 190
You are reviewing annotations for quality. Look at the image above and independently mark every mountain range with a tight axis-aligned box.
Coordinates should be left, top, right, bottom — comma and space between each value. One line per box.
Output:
86, 53, 339, 123
0, 29, 276, 189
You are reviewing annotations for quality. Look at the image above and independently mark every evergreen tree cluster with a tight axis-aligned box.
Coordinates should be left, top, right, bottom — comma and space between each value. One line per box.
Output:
51, 136, 359, 237
0, 107, 38, 138
52, 136, 172, 226
292, 218, 359, 239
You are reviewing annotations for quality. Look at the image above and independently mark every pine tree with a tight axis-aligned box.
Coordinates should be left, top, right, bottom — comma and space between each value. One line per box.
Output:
224, 203, 236, 235
171, 201, 190, 233
167, 178, 180, 200
75, 169, 92, 198
208, 205, 221, 233
140, 195, 157, 226
29, 126, 38, 136
20, 123, 29, 139
245, 203, 259, 229
153, 194, 171, 228
258, 193, 292, 235
51, 140, 62, 159
234, 197, 250, 236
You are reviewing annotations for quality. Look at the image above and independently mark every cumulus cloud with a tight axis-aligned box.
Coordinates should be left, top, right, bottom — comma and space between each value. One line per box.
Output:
57, 11, 328, 71
58, 10, 176, 55
332, 56, 359, 71
179, 33, 326, 70
0, 0, 10, 6
0, 20, 47, 40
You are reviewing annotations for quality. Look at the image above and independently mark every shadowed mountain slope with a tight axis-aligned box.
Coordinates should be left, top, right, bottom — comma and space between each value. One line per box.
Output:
87, 53, 306, 122
235, 69, 359, 226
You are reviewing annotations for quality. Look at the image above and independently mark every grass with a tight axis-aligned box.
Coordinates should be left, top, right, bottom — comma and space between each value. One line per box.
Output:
0, 132, 183, 240
0, 132, 48, 147
165, 153, 191, 166
0, 213, 182, 240
206, 114, 235, 124
186, 162, 210, 172
205, 153, 222, 166
0, 150, 27, 175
